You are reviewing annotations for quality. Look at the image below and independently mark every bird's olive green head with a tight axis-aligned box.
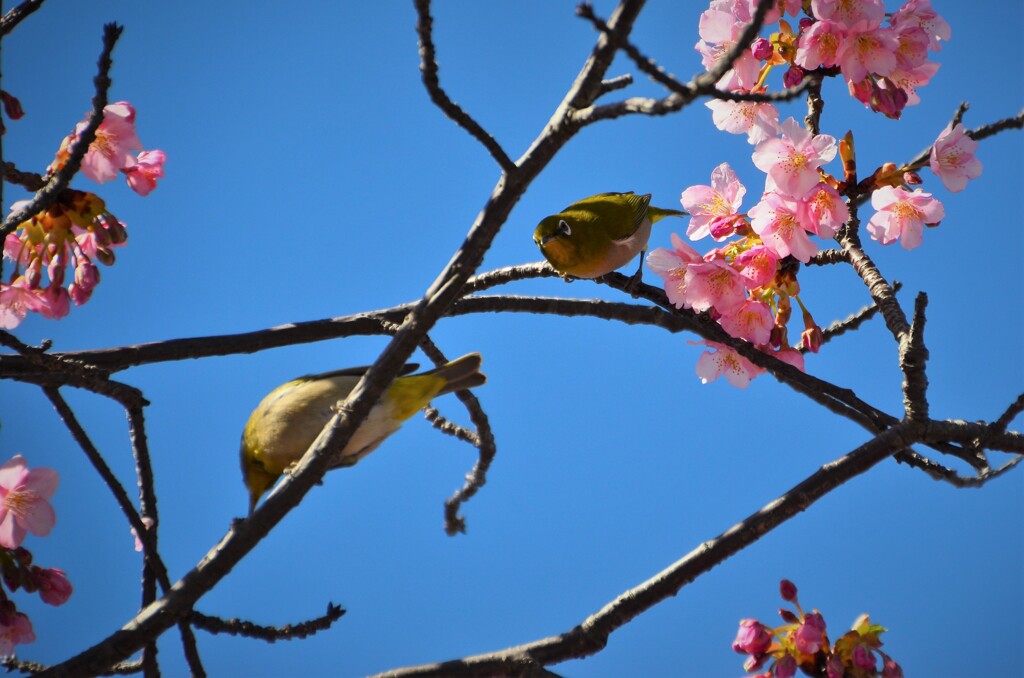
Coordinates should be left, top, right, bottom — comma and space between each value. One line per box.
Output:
240, 439, 279, 516
534, 214, 586, 273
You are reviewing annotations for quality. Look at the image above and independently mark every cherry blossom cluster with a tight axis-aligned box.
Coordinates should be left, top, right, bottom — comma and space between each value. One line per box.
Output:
698, 0, 950, 120
1, 101, 165, 328
0, 455, 70, 655
48, 101, 166, 196
647, 2, 982, 388
733, 580, 902, 678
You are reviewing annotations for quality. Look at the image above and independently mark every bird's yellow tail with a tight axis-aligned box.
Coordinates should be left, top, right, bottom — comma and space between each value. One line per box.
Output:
648, 206, 687, 223
386, 353, 486, 421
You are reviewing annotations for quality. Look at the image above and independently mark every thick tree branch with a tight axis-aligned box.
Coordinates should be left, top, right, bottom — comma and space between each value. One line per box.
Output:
373, 426, 915, 677
0, 0, 46, 37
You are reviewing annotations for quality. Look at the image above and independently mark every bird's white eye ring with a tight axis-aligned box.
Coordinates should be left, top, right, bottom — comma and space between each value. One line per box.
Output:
557, 219, 572, 237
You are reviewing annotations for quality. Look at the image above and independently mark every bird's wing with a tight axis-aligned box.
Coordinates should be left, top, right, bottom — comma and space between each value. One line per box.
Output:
606, 192, 652, 241
295, 363, 419, 382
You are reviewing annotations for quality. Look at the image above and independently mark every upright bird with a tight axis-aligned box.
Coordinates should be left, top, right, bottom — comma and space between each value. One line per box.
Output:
533, 192, 685, 285
240, 353, 486, 514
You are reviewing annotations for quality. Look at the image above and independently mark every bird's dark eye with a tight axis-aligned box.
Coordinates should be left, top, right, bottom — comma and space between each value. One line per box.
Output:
557, 219, 572, 237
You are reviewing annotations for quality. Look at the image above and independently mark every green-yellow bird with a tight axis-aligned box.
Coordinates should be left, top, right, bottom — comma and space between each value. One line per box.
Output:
240, 353, 486, 514
533, 192, 685, 283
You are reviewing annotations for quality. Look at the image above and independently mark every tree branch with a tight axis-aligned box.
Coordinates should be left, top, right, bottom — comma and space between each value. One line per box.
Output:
373, 426, 915, 677
414, 0, 515, 173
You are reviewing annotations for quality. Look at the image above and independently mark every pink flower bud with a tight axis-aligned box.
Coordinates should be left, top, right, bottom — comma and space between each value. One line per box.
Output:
752, 37, 773, 61
783, 65, 804, 88
801, 326, 823, 353
71, 260, 100, 304
779, 579, 798, 602
774, 654, 797, 678
0, 90, 24, 120
778, 607, 800, 624
744, 653, 769, 672
872, 80, 909, 119
733, 618, 773, 655
903, 171, 923, 185
881, 653, 904, 678
34, 567, 72, 606
826, 654, 845, 678
103, 216, 128, 244
95, 246, 116, 266
708, 216, 740, 240
798, 17, 814, 31
24, 259, 42, 289
852, 643, 877, 671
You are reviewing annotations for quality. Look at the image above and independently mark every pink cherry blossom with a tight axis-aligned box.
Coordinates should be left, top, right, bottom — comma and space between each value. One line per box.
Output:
752, 118, 837, 197
892, 24, 929, 71
646, 234, 704, 309
748, 192, 818, 263
0, 455, 59, 549
734, 245, 779, 288
836, 21, 898, 82
929, 122, 982, 192
695, 9, 761, 90
685, 258, 748, 315
719, 299, 774, 345
0, 611, 35, 655
0, 278, 43, 329
691, 340, 765, 388
866, 185, 944, 250
35, 567, 73, 606
124, 149, 167, 196
795, 20, 845, 70
78, 102, 144, 184
794, 611, 827, 653
706, 97, 780, 146
4, 230, 30, 265
810, 0, 885, 29
732, 618, 773, 655
680, 163, 748, 241
33, 284, 71, 320
799, 182, 849, 237
891, 0, 950, 51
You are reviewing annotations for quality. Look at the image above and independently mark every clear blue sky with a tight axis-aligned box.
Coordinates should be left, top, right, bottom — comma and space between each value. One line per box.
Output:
2, 2, 1021, 676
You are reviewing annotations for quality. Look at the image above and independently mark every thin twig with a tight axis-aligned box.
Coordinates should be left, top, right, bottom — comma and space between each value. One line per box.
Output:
415, 334, 497, 536
190, 604, 345, 642
0, 23, 123, 278
42, 386, 205, 677
414, 0, 515, 172
799, 281, 903, 353
993, 393, 1024, 433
